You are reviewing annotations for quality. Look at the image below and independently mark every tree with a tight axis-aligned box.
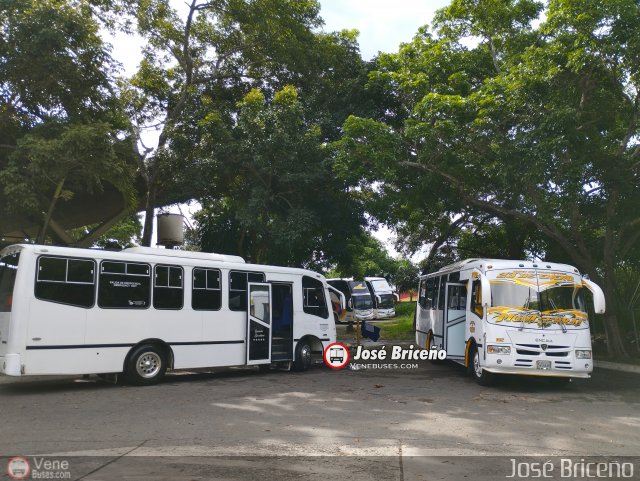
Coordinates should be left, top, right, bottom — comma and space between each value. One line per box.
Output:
190, 86, 363, 268
118, 0, 335, 246
0, 0, 136, 243
334, 0, 640, 357
394, 260, 419, 301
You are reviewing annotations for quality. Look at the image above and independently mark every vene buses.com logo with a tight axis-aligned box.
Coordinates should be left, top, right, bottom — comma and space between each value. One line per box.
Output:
323, 342, 350, 369
7, 456, 30, 480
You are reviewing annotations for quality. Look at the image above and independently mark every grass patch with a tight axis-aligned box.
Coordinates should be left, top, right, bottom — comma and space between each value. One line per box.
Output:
373, 301, 415, 341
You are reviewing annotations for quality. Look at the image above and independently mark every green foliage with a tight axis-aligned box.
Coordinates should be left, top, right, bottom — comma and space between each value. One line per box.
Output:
191, 85, 363, 268
394, 260, 420, 296
327, 231, 401, 280
0, 0, 136, 239
334, 0, 640, 356
376, 301, 415, 341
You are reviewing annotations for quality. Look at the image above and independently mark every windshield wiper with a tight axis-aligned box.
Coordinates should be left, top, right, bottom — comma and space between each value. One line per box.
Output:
520, 291, 531, 331
548, 299, 567, 333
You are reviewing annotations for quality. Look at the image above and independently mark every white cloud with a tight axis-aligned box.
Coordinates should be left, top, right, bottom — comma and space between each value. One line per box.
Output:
319, 0, 450, 59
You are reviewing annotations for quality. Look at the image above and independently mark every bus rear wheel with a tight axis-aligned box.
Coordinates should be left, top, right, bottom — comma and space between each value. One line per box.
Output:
468, 345, 494, 386
293, 340, 312, 372
126, 344, 167, 386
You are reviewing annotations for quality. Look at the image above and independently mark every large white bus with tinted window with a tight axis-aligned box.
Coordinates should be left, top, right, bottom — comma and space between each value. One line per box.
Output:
0, 244, 337, 385
415, 259, 605, 385
326, 278, 374, 323
364, 277, 396, 319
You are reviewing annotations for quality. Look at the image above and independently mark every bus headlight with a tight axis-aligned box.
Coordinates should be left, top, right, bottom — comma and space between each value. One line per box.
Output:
487, 345, 511, 355
575, 350, 592, 359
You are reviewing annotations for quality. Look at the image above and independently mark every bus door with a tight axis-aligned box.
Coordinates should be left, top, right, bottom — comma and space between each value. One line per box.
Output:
246, 283, 272, 365
444, 283, 467, 358
270, 282, 294, 361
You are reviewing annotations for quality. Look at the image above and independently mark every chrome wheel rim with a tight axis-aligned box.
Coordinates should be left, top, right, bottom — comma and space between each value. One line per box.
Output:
136, 352, 161, 378
473, 351, 482, 377
301, 345, 311, 365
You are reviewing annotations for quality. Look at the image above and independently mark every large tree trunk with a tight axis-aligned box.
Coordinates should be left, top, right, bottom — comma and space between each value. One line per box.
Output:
37, 177, 66, 245
141, 180, 156, 247
602, 266, 628, 358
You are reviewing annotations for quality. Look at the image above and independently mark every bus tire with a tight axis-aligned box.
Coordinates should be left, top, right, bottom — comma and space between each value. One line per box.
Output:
293, 340, 312, 372
468, 345, 493, 386
125, 344, 167, 386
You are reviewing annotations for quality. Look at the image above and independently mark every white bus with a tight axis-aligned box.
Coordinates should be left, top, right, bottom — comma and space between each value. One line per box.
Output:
364, 277, 396, 319
0, 244, 337, 385
415, 259, 605, 385
326, 278, 374, 323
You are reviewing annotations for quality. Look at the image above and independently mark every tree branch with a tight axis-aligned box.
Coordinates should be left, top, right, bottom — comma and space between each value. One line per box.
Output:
398, 160, 593, 270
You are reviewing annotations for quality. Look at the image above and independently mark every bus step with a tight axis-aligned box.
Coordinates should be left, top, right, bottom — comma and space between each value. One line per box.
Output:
272, 361, 292, 371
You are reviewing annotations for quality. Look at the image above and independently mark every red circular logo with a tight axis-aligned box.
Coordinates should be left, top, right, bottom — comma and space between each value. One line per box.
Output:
323, 342, 350, 369
7, 456, 30, 480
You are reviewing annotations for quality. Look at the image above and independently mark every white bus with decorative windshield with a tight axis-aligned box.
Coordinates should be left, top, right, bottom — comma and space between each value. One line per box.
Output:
415, 259, 605, 385
0, 244, 337, 385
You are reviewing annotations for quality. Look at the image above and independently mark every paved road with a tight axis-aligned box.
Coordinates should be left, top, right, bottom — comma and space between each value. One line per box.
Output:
1, 361, 639, 479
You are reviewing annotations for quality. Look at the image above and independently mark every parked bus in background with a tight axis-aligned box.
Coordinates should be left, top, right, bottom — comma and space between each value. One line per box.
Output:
0, 244, 336, 385
364, 277, 396, 319
326, 278, 374, 323
415, 259, 605, 386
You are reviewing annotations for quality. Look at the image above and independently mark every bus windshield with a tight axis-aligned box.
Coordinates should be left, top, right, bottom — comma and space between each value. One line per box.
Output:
378, 294, 395, 309
352, 295, 372, 310
370, 279, 391, 291
488, 270, 588, 329
491, 283, 586, 312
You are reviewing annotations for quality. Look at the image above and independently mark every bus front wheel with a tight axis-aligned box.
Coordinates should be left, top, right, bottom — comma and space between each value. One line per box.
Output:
293, 340, 312, 372
468, 345, 494, 386
126, 344, 167, 386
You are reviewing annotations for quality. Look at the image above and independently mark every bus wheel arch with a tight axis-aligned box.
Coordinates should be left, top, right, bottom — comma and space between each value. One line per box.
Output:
467, 341, 494, 386
464, 338, 477, 368
293, 335, 321, 372
425, 330, 434, 350
123, 339, 173, 385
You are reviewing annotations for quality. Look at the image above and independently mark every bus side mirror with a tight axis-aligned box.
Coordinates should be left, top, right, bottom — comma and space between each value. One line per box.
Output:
376, 295, 382, 304
582, 278, 606, 314
327, 285, 346, 312
348, 298, 353, 309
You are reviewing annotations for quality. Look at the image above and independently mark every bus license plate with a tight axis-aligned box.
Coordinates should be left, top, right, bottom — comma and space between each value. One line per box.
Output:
537, 360, 551, 370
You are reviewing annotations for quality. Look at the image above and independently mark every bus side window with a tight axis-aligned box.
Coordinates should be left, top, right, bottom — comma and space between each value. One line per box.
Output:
448, 284, 467, 310
154, 265, 183, 310
425, 278, 434, 309
418, 280, 427, 308
35, 256, 95, 308
192, 268, 222, 311
229, 271, 265, 311
302, 276, 329, 319
98, 261, 150, 309
437, 276, 446, 310
470, 280, 483, 318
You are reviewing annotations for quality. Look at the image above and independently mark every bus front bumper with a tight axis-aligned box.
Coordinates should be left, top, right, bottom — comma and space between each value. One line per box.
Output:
0, 354, 22, 376
482, 349, 593, 378
483, 366, 591, 378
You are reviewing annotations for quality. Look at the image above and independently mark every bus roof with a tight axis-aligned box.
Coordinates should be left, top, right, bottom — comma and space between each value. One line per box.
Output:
2, 244, 326, 281
421, 258, 581, 278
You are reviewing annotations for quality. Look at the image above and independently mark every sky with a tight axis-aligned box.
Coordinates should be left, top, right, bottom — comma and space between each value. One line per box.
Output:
108, 0, 450, 257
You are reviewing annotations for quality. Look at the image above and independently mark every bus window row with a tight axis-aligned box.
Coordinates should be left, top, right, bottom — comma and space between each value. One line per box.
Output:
33, 255, 328, 319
